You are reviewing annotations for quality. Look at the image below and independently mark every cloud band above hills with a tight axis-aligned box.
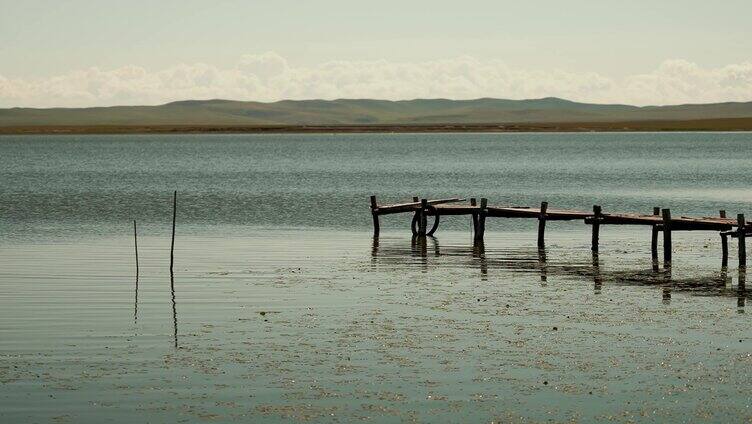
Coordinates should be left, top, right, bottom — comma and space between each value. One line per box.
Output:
1, 53, 752, 108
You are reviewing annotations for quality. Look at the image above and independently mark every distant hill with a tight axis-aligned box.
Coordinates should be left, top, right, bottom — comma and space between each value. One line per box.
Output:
2, 97, 752, 129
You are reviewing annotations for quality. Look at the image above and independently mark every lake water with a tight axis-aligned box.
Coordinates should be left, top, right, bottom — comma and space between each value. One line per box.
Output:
1, 133, 751, 422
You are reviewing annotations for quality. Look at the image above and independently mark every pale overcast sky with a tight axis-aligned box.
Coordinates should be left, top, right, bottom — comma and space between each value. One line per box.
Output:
1, 0, 751, 107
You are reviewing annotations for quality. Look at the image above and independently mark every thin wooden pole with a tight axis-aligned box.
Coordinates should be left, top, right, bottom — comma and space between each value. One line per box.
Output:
133, 219, 139, 324
170, 190, 177, 276
418, 198, 428, 236
738, 214, 746, 268
651, 207, 660, 260
591, 205, 602, 252
662, 208, 672, 266
169, 190, 178, 349
537, 201, 548, 249
370, 195, 380, 237
475, 198, 487, 243
720, 210, 728, 267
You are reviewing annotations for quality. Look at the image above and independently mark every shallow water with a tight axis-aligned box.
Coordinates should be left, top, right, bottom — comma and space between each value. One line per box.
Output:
2, 132, 752, 239
1, 133, 751, 422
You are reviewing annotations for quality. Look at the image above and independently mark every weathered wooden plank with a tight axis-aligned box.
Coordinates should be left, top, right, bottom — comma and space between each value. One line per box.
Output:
427, 204, 480, 215
591, 212, 734, 230
373, 197, 741, 239
727, 228, 752, 238
375, 197, 465, 215
669, 222, 733, 231
486, 206, 589, 220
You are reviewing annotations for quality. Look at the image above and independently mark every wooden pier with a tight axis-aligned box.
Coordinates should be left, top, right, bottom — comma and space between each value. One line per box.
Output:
369, 196, 748, 267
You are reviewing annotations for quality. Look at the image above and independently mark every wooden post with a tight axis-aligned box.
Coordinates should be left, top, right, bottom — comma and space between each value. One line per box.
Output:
537, 202, 548, 249
591, 205, 602, 252
418, 198, 428, 236
369, 195, 380, 237
470, 198, 478, 234
170, 190, 177, 276
651, 207, 660, 260
475, 198, 487, 243
409, 196, 420, 236
720, 210, 728, 267
662, 208, 672, 266
738, 214, 746, 268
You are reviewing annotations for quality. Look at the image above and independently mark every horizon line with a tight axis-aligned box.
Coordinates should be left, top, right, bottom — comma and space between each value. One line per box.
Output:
4, 96, 752, 111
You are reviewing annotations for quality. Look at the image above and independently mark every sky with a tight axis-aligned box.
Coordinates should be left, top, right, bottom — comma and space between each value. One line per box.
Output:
1, 0, 751, 108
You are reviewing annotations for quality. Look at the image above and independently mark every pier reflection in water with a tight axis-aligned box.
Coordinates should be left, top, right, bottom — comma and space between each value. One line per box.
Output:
4, 229, 752, 423
370, 235, 749, 311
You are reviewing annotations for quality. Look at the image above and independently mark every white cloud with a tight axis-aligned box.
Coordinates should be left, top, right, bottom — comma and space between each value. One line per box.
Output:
1, 53, 751, 107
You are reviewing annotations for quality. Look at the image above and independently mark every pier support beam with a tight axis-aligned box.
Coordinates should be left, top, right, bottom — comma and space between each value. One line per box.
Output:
662, 208, 672, 266
720, 210, 728, 267
591, 205, 602, 252
651, 207, 660, 260
370, 195, 380, 237
470, 198, 478, 234
474, 198, 487, 243
537, 202, 548, 249
418, 198, 428, 236
738, 214, 746, 268
410, 196, 419, 236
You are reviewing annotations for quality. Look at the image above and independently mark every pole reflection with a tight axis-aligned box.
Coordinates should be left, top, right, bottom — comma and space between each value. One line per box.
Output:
738, 268, 746, 313
592, 252, 602, 295
537, 248, 548, 286
170, 271, 178, 349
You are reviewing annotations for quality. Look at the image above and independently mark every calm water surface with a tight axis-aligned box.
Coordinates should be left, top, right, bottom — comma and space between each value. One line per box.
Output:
1, 133, 751, 422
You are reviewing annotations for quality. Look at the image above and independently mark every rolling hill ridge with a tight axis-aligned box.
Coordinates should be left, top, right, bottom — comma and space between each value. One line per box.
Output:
3, 97, 752, 128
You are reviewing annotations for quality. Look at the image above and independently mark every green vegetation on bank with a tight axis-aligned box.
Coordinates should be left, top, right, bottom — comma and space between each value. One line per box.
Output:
2, 97, 752, 132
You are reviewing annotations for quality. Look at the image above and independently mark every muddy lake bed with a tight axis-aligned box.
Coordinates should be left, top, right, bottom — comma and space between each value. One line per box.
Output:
1, 133, 751, 422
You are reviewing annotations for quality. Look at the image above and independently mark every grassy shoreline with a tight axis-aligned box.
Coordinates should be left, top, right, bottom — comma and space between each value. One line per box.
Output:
3, 117, 752, 134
